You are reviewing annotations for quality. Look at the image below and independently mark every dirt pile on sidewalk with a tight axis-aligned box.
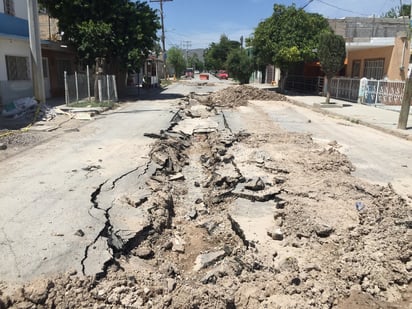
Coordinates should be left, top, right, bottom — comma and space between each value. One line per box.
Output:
1, 93, 411, 309
196, 85, 287, 107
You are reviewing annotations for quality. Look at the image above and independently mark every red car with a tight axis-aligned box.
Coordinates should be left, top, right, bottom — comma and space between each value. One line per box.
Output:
217, 70, 228, 79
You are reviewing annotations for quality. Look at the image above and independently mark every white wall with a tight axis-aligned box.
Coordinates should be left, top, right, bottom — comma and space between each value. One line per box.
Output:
0, 38, 30, 80
0, 1, 28, 20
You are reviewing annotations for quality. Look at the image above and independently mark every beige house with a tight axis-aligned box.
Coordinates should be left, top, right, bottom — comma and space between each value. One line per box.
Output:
329, 17, 410, 81
345, 33, 409, 81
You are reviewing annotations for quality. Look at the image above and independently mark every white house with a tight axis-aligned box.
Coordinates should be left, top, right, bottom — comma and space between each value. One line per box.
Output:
0, 0, 37, 110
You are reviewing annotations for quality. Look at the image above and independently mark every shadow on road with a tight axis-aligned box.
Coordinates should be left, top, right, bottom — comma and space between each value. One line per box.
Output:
120, 86, 184, 102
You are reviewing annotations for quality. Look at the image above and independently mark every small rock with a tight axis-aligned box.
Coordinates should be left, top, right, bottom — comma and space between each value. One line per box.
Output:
186, 209, 198, 220
193, 250, 226, 271
166, 278, 176, 292
0, 143, 7, 150
172, 236, 185, 253
268, 228, 284, 241
314, 224, 334, 237
245, 177, 265, 191
169, 173, 185, 181
74, 229, 85, 237
200, 271, 217, 284
194, 181, 200, 187
276, 200, 287, 209
135, 247, 154, 259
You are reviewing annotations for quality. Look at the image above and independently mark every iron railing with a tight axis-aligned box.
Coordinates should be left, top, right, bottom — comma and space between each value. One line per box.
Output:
286, 75, 406, 105
64, 66, 118, 105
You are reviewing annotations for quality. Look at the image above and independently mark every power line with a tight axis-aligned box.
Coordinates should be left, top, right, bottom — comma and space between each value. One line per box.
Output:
314, 0, 370, 16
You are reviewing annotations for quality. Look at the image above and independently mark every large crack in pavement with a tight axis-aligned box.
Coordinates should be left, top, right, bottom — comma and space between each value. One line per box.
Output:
81, 161, 155, 277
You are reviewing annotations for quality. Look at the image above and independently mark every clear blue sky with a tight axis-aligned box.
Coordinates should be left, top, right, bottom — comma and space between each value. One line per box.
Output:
145, 0, 404, 49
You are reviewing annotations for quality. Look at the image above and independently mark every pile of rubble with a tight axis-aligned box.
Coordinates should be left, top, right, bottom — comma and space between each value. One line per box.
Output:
197, 85, 288, 108
1, 88, 410, 308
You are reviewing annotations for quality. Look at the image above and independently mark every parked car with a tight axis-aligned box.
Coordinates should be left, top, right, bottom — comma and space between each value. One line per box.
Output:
216, 70, 228, 80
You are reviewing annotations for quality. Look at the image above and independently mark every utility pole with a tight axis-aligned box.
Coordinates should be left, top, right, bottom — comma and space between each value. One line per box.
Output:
182, 40, 191, 67
397, 0, 412, 129
27, 0, 46, 104
150, 0, 173, 79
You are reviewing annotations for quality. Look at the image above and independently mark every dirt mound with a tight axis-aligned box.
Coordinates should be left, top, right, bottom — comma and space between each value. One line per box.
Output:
198, 85, 287, 107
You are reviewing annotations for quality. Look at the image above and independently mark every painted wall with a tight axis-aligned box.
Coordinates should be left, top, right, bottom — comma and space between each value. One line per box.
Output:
0, 38, 33, 105
0, 38, 30, 80
346, 36, 409, 80
387, 36, 409, 80
347, 46, 393, 79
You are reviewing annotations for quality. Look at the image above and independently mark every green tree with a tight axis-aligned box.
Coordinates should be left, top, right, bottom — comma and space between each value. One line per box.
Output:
251, 4, 330, 92
382, 4, 410, 18
318, 32, 346, 104
188, 53, 204, 72
39, 0, 160, 77
166, 47, 186, 78
204, 34, 241, 71
226, 49, 253, 84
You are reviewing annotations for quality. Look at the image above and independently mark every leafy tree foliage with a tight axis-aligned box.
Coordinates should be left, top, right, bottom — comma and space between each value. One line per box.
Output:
188, 53, 204, 72
382, 4, 410, 18
204, 35, 241, 70
166, 47, 186, 77
251, 4, 330, 92
318, 32, 346, 104
39, 0, 160, 74
226, 48, 253, 84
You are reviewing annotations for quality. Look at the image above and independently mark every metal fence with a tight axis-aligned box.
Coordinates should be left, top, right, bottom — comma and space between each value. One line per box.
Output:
361, 79, 405, 105
329, 78, 360, 102
330, 77, 405, 105
285, 75, 324, 94
64, 66, 118, 105
286, 75, 406, 105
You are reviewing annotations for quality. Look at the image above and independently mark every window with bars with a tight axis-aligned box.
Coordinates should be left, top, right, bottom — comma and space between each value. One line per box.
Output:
3, 0, 15, 16
363, 58, 385, 80
6, 55, 30, 80
351, 60, 361, 78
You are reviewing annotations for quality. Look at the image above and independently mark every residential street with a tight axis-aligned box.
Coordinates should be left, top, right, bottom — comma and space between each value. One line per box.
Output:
0, 79, 411, 308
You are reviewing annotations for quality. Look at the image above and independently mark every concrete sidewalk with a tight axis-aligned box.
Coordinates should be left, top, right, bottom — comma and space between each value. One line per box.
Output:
285, 94, 412, 141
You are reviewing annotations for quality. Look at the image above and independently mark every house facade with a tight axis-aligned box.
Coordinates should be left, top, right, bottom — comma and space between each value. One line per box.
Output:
0, 0, 76, 111
329, 17, 410, 81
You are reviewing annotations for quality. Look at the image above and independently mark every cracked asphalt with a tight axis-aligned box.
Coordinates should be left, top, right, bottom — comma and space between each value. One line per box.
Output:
0, 99, 175, 283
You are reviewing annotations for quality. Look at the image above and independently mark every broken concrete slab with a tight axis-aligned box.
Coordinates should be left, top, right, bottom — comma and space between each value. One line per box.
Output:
82, 237, 113, 276
193, 250, 226, 271
232, 182, 281, 202
173, 118, 219, 135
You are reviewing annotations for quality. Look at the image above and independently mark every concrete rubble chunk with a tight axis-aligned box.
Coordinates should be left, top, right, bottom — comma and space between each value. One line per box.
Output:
172, 235, 185, 253
268, 228, 284, 241
193, 250, 226, 271
244, 177, 266, 191
314, 224, 334, 237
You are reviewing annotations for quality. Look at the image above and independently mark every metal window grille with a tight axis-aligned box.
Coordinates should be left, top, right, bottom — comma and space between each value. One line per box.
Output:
363, 58, 384, 80
352, 60, 361, 78
5, 55, 30, 80
3, 0, 14, 15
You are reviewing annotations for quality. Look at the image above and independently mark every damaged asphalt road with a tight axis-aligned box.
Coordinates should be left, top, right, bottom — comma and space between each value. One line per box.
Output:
0, 83, 411, 308
0, 101, 174, 284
